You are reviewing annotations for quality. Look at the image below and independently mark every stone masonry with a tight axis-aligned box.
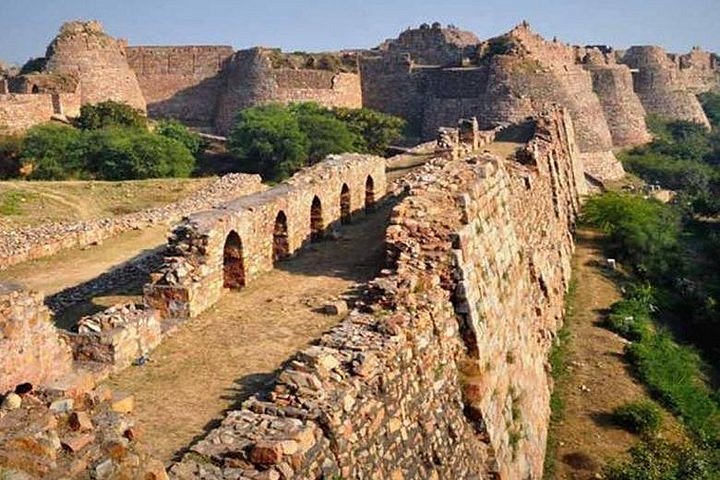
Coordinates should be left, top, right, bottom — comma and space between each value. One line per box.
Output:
145, 154, 386, 319
168, 106, 583, 479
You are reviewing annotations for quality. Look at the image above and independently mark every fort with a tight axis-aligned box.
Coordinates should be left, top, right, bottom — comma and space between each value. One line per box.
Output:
0, 17, 719, 480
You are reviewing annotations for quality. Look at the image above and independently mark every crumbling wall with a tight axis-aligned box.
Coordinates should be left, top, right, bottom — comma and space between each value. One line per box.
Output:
0, 284, 73, 394
169, 107, 582, 479
678, 47, 720, 94
145, 154, 386, 319
586, 64, 651, 147
44, 21, 146, 112
622, 46, 710, 127
0, 93, 81, 134
215, 48, 362, 134
127, 46, 234, 126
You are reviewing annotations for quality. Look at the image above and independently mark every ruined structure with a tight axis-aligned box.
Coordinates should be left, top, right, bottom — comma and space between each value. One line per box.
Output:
145, 154, 385, 318
621, 46, 711, 128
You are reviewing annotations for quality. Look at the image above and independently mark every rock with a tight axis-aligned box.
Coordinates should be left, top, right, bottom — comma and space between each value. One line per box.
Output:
61, 433, 95, 453
49, 398, 74, 413
1, 392, 22, 410
110, 393, 134, 414
321, 301, 348, 316
249, 441, 283, 465
69, 411, 94, 431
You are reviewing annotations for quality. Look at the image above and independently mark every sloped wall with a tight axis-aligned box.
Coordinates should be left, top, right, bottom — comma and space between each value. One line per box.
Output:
169, 107, 583, 479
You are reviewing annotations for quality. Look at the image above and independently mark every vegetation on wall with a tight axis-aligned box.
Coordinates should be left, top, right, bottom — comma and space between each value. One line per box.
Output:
229, 102, 405, 182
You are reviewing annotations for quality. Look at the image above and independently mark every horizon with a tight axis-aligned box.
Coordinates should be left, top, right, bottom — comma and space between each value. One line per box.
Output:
1, 0, 719, 66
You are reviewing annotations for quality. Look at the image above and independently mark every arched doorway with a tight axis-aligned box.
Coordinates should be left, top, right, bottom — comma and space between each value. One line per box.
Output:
365, 176, 375, 213
273, 211, 289, 263
223, 231, 245, 289
310, 196, 323, 242
340, 184, 351, 225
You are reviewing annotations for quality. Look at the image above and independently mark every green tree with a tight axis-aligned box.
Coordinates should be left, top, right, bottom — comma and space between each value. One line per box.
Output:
699, 92, 720, 129
156, 120, 202, 156
0, 135, 24, 179
21, 123, 84, 179
83, 128, 194, 180
228, 104, 309, 181
333, 107, 406, 155
290, 103, 360, 164
74, 101, 147, 131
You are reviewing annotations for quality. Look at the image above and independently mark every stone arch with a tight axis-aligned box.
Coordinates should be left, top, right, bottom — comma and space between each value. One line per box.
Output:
310, 195, 323, 242
31, 85, 40, 94
365, 175, 375, 213
273, 211, 289, 263
340, 183, 351, 225
223, 231, 245, 289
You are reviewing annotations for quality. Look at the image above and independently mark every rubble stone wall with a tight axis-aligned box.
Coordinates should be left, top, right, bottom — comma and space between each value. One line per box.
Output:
127, 46, 234, 125
0, 174, 264, 270
44, 21, 146, 112
0, 284, 74, 393
145, 154, 386, 319
586, 65, 651, 147
622, 46, 711, 127
0, 92, 81, 134
215, 49, 362, 134
169, 106, 583, 479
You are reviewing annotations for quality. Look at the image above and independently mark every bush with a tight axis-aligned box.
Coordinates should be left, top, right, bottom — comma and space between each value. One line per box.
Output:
332, 107, 406, 155
74, 101, 147, 131
21, 123, 84, 179
627, 331, 720, 442
229, 104, 309, 181
699, 92, 720, 129
605, 438, 717, 480
612, 400, 663, 435
290, 103, 360, 163
83, 128, 195, 180
0, 135, 24, 179
156, 120, 202, 156
582, 193, 682, 280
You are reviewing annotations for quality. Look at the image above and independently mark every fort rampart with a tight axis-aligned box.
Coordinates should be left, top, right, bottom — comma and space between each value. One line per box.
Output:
145, 154, 386, 319
169, 106, 583, 479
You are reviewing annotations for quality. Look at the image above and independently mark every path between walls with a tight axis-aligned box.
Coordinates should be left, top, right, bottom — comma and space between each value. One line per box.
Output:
550, 230, 684, 479
103, 202, 392, 463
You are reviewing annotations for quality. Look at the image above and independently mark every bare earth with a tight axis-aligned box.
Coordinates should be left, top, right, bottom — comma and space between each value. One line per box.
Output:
551, 230, 684, 479
103, 204, 391, 463
0, 226, 167, 296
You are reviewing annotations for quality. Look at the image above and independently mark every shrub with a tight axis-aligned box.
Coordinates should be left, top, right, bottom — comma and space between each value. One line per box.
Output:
605, 438, 717, 480
156, 120, 202, 156
83, 128, 195, 180
74, 101, 147, 131
0, 135, 24, 179
699, 92, 720, 129
290, 104, 360, 163
582, 193, 681, 281
333, 107, 405, 155
229, 104, 309, 181
21, 123, 84, 179
612, 400, 663, 435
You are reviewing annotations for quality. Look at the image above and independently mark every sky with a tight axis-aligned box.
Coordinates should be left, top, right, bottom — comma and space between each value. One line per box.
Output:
1, 0, 719, 65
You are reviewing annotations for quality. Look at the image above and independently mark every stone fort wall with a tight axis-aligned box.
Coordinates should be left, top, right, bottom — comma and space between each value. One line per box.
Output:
169, 106, 583, 479
0, 92, 81, 134
127, 46, 234, 126
145, 153, 386, 319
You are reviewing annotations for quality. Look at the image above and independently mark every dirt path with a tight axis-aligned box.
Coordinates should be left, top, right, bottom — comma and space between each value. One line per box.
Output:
550, 230, 683, 479
0, 226, 167, 296
103, 203, 392, 463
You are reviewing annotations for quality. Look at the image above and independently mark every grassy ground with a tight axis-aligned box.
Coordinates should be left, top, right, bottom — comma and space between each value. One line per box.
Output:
0, 178, 213, 230
547, 229, 686, 480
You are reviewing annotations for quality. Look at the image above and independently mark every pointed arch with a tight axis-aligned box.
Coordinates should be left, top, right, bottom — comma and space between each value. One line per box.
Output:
310, 195, 323, 242
273, 211, 289, 263
365, 175, 375, 213
223, 231, 245, 289
340, 183, 351, 225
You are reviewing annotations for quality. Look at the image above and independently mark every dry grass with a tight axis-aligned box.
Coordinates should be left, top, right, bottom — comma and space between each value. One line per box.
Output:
0, 178, 213, 230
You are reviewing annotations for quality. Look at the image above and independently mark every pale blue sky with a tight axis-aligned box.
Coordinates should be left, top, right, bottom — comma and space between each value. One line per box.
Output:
1, 0, 719, 65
